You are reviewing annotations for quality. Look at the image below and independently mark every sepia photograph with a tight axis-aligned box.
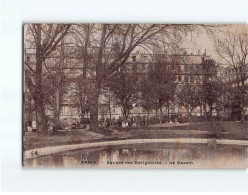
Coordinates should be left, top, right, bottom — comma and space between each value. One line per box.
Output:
22, 24, 248, 168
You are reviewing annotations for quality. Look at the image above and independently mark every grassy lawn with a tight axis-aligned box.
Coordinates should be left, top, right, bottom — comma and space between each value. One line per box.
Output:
23, 130, 111, 150
23, 121, 248, 151
107, 121, 248, 140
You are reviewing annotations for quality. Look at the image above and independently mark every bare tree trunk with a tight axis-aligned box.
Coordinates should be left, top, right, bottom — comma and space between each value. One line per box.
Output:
241, 100, 245, 122
53, 89, 60, 124
159, 100, 163, 124
122, 106, 128, 120
28, 95, 32, 122
209, 104, 213, 119
89, 86, 100, 130
109, 91, 112, 122
80, 98, 85, 119
203, 101, 207, 119
200, 101, 203, 116
186, 99, 189, 116
167, 101, 170, 123
147, 111, 150, 126
34, 96, 47, 134
34, 50, 48, 133
53, 109, 60, 125
53, 106, 60, 124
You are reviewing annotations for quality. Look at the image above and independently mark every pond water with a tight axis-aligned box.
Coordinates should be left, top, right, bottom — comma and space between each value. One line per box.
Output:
25, 143, 248, 168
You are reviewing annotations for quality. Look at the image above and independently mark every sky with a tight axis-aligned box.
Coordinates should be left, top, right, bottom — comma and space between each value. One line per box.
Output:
182, 25, 248, 65
24, 24, 248, 67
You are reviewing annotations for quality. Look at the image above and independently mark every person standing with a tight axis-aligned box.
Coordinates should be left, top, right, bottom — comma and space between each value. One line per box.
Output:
122, 120, 126, 128
127, 117, 131, 127
32, 118, 37, 132
63, 118, 69, 129
71, 119, 76, 129
27, 122, 32, 132
106, 118, 110, 127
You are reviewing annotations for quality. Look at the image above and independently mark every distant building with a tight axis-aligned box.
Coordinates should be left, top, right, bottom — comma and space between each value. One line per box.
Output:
24, 45, 212, 123
218, 63, 248, 120
219, 63, 248, 87
114, 49, 211, 119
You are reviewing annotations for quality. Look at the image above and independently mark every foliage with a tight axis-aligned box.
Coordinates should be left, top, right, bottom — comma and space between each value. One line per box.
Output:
177, 84, 202, 114
200, 59, 219, 117
148, 57, 177, 108
140, 77, 157, 114
203, 80, 222, 115
24, 24, 71, 133
213, 28, 248, 121
69, 76, 91, 118
108, 70, 138, 119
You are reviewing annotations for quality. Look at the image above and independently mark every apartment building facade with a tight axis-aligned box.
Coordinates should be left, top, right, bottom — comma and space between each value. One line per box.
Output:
24, 45, 212, 124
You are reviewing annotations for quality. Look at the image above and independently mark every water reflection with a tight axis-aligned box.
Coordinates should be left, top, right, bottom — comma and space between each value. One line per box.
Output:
25, 143, 248, 168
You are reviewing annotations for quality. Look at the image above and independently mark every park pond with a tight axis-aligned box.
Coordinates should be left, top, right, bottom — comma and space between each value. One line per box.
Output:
24, 142, 248, 168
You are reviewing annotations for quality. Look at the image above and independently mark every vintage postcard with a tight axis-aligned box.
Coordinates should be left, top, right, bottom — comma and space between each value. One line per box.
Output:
23, 24, 248, 168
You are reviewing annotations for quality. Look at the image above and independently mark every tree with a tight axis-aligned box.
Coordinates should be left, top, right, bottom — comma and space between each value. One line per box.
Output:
23, 88, 35, 124
108, 69, 138, 119
68, 24, 216, 130
60, 24, 95, 123
24, 24, 215, 132
203, 80, 222, 117
214, 27, 248, 122
72, 76, 91, 119
200, 59, 218, 117
83, 24, 172, 129
24, 24, 71, 133
42, 67, 67, 125
178, 84, 201, 118
147, 56, 177, 123
71, 24, 209, 130
220, 84, 237, 120
140, 77, 157, 119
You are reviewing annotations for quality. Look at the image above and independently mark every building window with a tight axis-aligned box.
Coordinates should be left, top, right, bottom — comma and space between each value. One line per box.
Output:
185, 76, 189, 83
177, 65, 181, 74
27, 56, 30, 63
178, 75, 182, 82
143, 55, 147, 61
184, 65, 188, 72
190, 76, 195, 83
132, 56, 136, 62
